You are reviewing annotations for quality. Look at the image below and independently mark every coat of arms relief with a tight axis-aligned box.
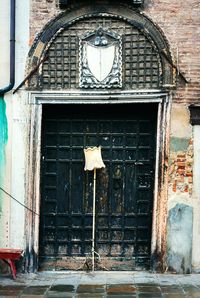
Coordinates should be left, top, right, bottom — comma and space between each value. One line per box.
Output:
79, 27, 122, 88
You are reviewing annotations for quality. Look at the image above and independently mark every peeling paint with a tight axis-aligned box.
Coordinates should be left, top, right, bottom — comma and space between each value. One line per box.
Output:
170, 137, 190, 152
169, 138, 193, 195
0, 97, 8, 212
170, 105, 191, 138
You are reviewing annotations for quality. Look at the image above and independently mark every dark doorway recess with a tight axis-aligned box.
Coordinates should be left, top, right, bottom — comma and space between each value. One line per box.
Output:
39, 103, 157, 270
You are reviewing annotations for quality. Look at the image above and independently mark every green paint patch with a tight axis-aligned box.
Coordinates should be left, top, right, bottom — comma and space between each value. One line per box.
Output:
0, 96, 8, 212
170, 137, 189, 152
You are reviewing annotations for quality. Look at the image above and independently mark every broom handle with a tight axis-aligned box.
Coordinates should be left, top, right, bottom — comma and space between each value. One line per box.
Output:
92, 168, 96, 271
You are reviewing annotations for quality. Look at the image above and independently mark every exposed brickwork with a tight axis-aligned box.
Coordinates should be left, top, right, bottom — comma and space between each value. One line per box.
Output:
145, 0, 200, 103
169, 139, 193, 195
29, 0, 200, 103
30, 0, 60, 45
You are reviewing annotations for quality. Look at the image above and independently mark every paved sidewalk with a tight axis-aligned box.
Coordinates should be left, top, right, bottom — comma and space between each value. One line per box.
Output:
0, 271, 200, 297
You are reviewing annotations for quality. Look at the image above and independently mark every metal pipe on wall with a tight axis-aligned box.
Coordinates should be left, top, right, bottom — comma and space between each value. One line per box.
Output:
0, 0, 15, 95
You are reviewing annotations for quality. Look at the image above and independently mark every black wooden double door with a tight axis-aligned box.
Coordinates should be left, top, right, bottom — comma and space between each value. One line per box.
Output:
39, 104, 157, 270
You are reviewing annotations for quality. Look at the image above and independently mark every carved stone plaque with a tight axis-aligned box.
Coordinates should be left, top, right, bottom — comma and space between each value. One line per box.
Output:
79, 27, 122, 88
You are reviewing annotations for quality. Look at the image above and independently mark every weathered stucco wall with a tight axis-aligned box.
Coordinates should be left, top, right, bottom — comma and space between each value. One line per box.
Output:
192, 126, 200, 272
0, 0, 30, 253
167, 203, 193, 273
169, 105, 193, 196
0, 100, 8, 207
0, 0, 10, 88
167, 104, 200, 273
0, 98, 8, 246
0, 1, 11, 251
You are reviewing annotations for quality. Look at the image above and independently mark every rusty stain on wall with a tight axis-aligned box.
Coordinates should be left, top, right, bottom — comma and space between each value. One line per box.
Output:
169, 138, 193, 195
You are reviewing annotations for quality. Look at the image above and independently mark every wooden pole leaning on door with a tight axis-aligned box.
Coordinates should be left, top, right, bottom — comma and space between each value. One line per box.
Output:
92, 168, 96, 271
84, 147, 105, 271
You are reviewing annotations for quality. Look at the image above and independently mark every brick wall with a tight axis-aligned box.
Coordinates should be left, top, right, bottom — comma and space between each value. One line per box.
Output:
29, 0, 200, 104
145, 0, 200, 103
169, 139, 193, 195
29, 0, 60, 45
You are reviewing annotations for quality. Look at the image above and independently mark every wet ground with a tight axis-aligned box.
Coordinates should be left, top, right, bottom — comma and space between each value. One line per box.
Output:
0, 271, 200, 297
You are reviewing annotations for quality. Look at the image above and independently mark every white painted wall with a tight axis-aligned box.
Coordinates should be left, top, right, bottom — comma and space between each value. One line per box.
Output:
0, 0, 30, 248
9, 0, 30, 248
192, 125, 200, 272
0, 0, 12, 247
170, 104, 192, 138
0, 0, 10, 88
0, 0, 29, 87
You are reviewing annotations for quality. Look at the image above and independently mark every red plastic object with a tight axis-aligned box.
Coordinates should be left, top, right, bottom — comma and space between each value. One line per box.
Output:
0, 248, 23, 279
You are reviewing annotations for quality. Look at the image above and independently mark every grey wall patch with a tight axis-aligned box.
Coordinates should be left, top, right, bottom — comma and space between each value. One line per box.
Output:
170, 137, 190, 152
167, 203, 193, 274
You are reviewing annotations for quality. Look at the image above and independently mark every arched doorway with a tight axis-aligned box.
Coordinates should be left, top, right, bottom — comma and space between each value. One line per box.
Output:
26, 3, 174, 272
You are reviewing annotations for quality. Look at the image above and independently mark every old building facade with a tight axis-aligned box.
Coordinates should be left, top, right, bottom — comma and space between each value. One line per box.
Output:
0, 0, 200, 273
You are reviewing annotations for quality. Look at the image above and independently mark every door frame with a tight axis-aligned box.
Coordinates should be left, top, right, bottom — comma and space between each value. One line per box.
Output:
25, 90, 172, 272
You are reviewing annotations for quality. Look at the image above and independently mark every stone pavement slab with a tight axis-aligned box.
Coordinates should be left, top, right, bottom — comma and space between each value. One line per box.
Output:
0, 272, 200, 297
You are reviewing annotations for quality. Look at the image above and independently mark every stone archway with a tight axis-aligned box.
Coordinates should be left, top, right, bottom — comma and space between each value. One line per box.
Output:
25, 2, 174, 272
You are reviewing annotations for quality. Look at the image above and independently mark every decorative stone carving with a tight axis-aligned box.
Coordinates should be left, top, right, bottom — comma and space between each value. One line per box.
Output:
79, 27, 122, 88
